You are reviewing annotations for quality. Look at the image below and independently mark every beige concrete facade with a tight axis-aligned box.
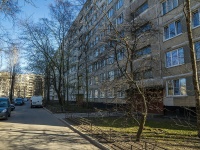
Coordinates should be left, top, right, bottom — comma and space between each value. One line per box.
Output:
0, 72, 43, 98
66, 0, 200, 109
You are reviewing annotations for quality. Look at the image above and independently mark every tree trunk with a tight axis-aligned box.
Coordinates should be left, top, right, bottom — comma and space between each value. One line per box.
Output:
9, 74, 15, 102
185, 0, 200, 138
136, 94, 148, 142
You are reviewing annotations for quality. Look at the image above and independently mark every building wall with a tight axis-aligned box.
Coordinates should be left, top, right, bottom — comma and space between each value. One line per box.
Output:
66, 0, 200, 109
0, 72, 43, 98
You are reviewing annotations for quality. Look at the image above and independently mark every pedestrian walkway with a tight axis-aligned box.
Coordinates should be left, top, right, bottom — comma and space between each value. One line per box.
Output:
50, 111, 110, 150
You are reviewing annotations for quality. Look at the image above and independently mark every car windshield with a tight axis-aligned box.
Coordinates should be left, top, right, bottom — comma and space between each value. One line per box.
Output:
0, 101, 8, 107
16, 99, 22, 101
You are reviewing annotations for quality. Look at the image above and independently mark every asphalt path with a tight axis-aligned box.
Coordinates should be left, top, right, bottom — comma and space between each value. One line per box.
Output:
0, 101, 100, 150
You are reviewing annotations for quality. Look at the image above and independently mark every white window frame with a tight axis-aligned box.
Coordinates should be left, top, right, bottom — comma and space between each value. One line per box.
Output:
108, 54, 114, 64
167, 78, 187, 96
116, 13, 123, 26
108, 71, 114, 81
94, 89, 98, 98
116, 0, 123, 10
195, 41, 200, 60
164, 20, 182, 40
192, 9, 200, 28
165, 48, 184, 68
162, 0, 178, 15
108, 7, 114, 18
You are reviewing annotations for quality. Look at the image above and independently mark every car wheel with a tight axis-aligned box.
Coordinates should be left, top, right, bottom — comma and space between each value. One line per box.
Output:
5, 114, 8, 120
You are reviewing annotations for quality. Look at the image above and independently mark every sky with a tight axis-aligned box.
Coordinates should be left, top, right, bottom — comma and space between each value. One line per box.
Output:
1, 0, 83, 72
4, 0, 52, 39
0, 0, 53, 71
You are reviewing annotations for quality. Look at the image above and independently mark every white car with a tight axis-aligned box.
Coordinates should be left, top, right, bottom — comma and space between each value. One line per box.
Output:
30, 96, 43, 108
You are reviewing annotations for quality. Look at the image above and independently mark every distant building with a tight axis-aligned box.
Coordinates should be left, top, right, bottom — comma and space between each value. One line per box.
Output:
0, 72, 43, 98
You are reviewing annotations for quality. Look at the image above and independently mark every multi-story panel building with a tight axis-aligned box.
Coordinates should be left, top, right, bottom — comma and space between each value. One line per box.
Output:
66, 0, 200, 114
0, 72, 43, 98
160, 0, 200, 112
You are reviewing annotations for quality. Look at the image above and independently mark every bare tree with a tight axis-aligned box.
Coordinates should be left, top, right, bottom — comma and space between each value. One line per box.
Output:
69, 0, 163, 142
5, 43, 21, 102
21, 0, 83, 110
184, 0, 200, 138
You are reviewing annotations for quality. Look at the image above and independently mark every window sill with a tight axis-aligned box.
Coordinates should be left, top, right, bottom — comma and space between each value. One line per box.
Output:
192, 25, 200, 29
163, 33, 182, 42
166, 95, 187, 98
165, 63, 185, 68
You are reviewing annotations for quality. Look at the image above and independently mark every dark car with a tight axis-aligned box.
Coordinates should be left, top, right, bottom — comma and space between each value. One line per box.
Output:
0, 97, 11, 120
10, 104, 15, 111
14, 98, 24, 106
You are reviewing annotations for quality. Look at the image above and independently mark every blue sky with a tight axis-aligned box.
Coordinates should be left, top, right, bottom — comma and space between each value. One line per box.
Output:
3, 0, 52, 39
19, 0, 51, 21
0, 0, 53, 71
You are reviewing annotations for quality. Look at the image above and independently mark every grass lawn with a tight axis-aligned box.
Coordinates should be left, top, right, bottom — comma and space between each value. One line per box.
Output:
83, 117, 200, 150
46, 102, 199, 149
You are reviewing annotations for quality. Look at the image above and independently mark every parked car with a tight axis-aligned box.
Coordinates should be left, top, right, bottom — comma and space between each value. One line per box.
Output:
0, 97, 11, 120
23, 98, 28, 102
30, 96, 43, 108
10, 104, 15, 111
14, 98, 24, 106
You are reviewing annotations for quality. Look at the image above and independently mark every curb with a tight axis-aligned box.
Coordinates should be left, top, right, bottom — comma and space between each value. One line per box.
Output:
43, 107, 109, 150
57, 117, 110, 150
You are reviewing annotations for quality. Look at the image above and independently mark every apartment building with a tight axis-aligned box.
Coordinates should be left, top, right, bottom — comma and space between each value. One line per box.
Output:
0, 72, 10, 96
15, 74, 43, 98
0, 72, 43, 98
66, 0, 200, 114
160, 0, 200, 113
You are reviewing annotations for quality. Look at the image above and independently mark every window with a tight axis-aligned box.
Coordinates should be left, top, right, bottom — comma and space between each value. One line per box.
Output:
134, 1, 148, 17
193, 9, 200, 27
100, 59, 106, 68
162, 0, 178, 15
143, 69, 153, 79
88, 65, 92, 73
166, 48, 184, 67
108, 55, 114, 64
195, 41, 200, 59
94, 90, 98, 98
134, 69, 153, 80
117, 49, 124, 60
108, 71, 114, 81
116, 0, 123, 10
116, 13, 123, 25
167, 78, 186, 96
88, 77, 92, 85
100, 73, 106, 82
108, 0, 112, 4
94, 76, 99, 84
108, 7, 114, 18
95, 49, 99, 57
135, 46, 151, 58
100, 89, 105, 98
117, 89, 125, 98
136, 23, 151, 36
115, 69, 123, 78
164, 20, 182, 40
100, 46, 105, 53
88, 90, 93, 98
108, 88, 114, 98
